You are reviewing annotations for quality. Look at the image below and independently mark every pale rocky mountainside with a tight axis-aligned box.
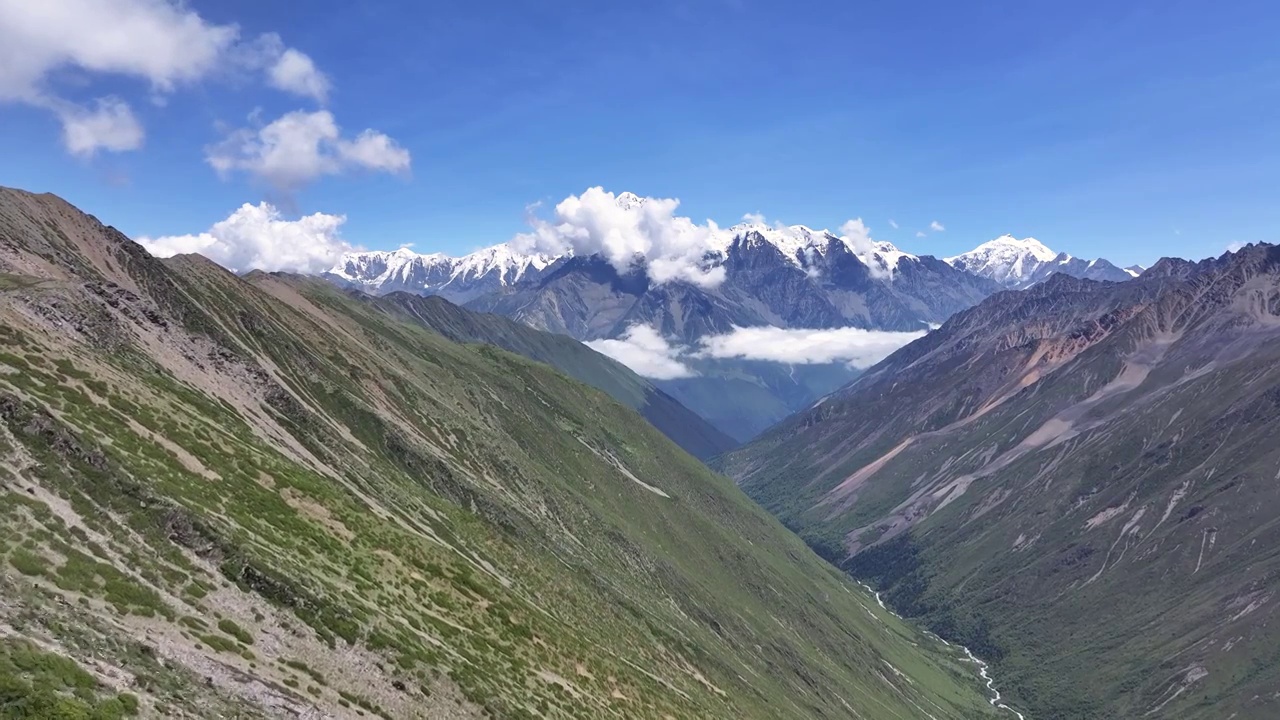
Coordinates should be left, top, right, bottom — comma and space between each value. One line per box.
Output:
723, 243, 1280, 719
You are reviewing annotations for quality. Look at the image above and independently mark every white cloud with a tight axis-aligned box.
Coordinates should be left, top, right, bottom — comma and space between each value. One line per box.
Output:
916, 231, 927, 238
227, 33, 329, 103
888, 219, 899, 229
697, 325, 925, 367
0, 0, 237, 101
511, 188, 725, 288
0, 0, 239, 155
510, 189, 904, 289
55, 96, 144, 156
138, 202, 357, 274
585, 325, 696, 380
839, 218, 891, 280
584, 322, 925, 378
267, 47, 330, 103
0, 1, 335, 156
207, 110, 410, 193
1226, 241, 1247, 253
336, 129, 412, 171
930, 220, 945, 232
839, 218, 872, 250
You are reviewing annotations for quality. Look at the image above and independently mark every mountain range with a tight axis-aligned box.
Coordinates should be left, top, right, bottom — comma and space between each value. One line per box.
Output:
721, 242, 1280, 718
8, 182, 1276, 719
326, 199, 1137, 442
0, 186, 1004, 718
945, 234, 1141, 289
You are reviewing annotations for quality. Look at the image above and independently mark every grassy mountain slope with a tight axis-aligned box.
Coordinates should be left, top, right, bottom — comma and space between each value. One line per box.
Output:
722, 249, 1280, 719
0, 187, 1000, 719
374, 293, 736, 460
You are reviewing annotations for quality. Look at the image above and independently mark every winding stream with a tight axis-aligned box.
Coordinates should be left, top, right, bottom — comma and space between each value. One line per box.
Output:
859, 583, 1026, 719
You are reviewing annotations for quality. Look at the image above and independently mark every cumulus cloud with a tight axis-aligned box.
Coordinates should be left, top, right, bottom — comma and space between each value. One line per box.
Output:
55, 96, 144, 156
584, 322, 925, 379
839, 218, 873, 252
260, 41, 330, 102
888, 219, 899, 229
0, 0, 237, 154
207, 110, 410, 194
138, 202, 357, 274
916, 231, 927, 238
585, 325, 696, 380
930, 220, 946, 232
741, 212, 767, 225
839, 218, 892, 280
697, 325, 924, 367
0, 0, 335, 156
0, 0, 236, 101
511, 187, 724, 288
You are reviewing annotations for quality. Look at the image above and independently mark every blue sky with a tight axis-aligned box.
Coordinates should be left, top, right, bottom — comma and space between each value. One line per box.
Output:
1, 0, 1277, 268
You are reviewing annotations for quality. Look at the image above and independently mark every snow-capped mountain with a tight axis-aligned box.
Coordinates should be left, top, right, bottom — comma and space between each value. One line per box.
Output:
945, 234, 1135, 289
329, 220, 924, 302
324, 220, 991, 442
706, 220, 918, 279
322, 209, 1139, 443
326, 244, 560, 303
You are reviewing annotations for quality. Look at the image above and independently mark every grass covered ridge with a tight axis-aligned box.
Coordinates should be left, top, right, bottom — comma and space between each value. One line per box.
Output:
0, 186, 999, 718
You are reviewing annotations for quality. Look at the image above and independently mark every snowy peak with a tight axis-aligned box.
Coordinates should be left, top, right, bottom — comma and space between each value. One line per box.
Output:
946, 233, 1054, 267
719, 223, 833, 264
326, 243, 560, 302
944, 235, 1058, 288
864, 240, 917, 279
451, 243, 558, 284
718, 223, 918, 279
945, 235, 1133, 289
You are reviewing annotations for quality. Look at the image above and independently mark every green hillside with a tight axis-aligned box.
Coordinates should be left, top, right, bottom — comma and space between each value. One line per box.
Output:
375, 293, 736, 460
0, 187, 999, 718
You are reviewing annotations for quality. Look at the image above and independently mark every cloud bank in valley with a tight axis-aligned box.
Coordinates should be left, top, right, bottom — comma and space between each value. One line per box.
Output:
584, 323, 926, 379
697, 326, 927, 366
584, 325, 696, 380
139, 202, 357, 274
